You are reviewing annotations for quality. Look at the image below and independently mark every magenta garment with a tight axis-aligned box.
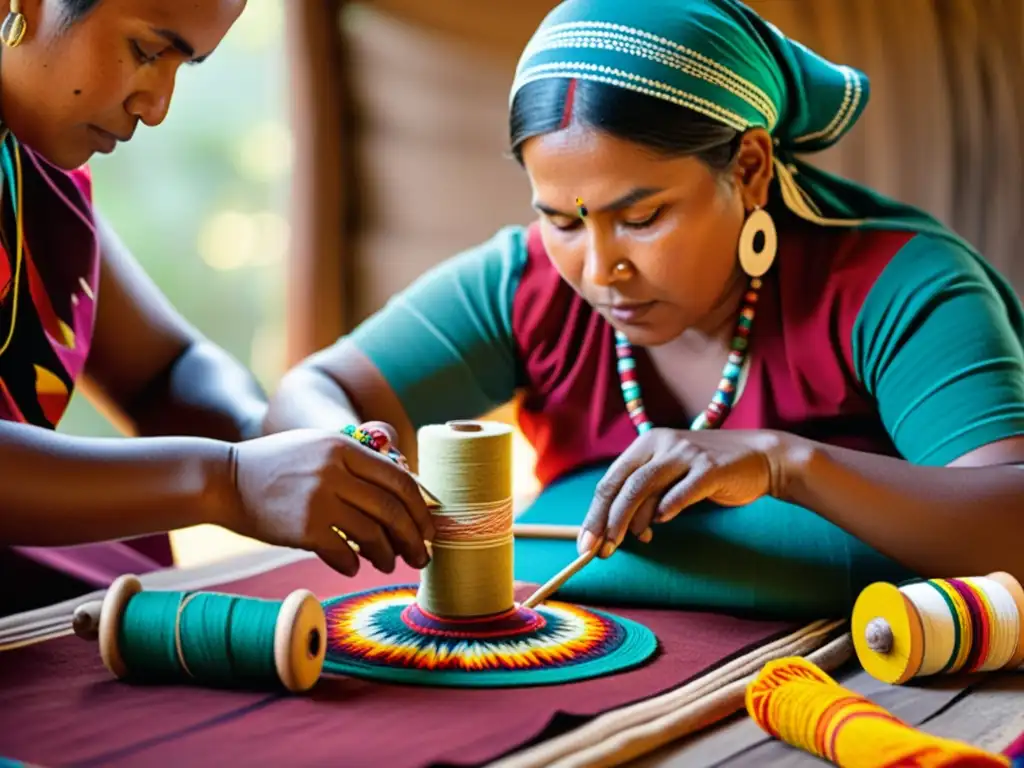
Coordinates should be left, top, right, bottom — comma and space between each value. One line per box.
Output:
512, 215, 916, 487
0, 143, 171, 614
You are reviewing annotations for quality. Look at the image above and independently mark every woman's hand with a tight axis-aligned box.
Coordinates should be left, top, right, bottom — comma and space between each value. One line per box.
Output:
224, 424, 434, 576
578, 428, 794, 557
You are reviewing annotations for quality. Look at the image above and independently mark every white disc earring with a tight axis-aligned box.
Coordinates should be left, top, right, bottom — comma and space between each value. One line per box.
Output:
737, 206, 777, 278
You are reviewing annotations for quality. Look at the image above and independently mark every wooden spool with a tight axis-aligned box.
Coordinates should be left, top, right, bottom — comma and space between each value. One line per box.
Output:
851, 571, 1024, 684
72, 574, 327, 693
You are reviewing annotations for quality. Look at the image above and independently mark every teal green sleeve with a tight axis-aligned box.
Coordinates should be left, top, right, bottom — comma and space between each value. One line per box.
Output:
853, 235, 1024, 465
348, 226, 529, 428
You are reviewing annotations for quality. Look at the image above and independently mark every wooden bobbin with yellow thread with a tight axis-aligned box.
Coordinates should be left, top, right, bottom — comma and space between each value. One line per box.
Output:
851, 571, 1024, 684
72, 574, 327, 693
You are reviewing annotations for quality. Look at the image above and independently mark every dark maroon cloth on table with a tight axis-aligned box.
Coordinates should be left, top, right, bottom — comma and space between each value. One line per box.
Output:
0, 558, 799, 768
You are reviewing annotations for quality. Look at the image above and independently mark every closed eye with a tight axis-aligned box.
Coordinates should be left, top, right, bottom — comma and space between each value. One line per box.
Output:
130, 40, 161, 65
623, 207, 663, 229
130, 39, 205, 66
547, 215, 583, 232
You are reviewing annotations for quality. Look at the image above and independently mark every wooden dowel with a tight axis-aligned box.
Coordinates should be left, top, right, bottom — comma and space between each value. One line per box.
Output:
512, 523, 579, 540
520, 539, 601, 609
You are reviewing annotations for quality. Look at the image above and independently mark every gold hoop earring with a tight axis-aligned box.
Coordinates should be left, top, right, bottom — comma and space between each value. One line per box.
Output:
737, 206, 777, 278
1, 0, 26, 48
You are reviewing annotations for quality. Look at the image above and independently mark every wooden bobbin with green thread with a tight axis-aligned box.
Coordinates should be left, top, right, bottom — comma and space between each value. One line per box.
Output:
72, 574, 327, 693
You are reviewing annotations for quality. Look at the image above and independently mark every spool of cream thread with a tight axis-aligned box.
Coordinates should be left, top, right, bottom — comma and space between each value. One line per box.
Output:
416, 420, 515, 618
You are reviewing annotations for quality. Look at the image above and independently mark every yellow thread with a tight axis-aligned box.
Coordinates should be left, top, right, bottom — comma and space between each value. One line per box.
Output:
773, 159, 866, 228
0, 136, 25, 359
930, 579, 972, 674
415, 421, 515, 618
965, 576, 1019, 672
747, 657, 1010, 767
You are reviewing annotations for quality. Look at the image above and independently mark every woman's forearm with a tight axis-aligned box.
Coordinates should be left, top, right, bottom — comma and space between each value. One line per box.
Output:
0, 422, 234, 547
263, 364, 362, 434
782, 437, 1024, 577
129, 341, 268, 442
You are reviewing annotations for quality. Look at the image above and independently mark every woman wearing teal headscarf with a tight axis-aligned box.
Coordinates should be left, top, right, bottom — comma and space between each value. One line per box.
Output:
267, 0, 1024, 617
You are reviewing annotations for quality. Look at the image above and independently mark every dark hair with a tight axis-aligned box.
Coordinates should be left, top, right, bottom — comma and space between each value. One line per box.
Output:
509, 79, 741, 172
62, 0, 101, 22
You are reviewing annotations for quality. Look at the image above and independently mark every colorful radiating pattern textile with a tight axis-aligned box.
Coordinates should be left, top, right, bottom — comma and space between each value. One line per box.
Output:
323, 585, 658, 687
1005, 729, 1024, 767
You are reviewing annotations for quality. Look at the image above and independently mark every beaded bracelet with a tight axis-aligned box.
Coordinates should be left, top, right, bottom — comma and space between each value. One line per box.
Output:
341, 424, 409, 470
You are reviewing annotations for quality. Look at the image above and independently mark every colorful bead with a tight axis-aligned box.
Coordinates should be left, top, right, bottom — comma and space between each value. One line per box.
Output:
614, 277, 760, 434
341, 424, 376, 449
343, 425, 411, 470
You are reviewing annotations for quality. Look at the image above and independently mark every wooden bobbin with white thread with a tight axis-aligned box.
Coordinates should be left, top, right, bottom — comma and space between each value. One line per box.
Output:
72, 574, 327, 693
851, 571, 1024, 684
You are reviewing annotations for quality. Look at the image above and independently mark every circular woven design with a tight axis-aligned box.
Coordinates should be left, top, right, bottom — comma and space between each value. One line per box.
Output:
322, 585, 658, 687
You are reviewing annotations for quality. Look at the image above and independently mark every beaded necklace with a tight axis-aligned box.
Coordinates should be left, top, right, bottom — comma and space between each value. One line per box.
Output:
615, 276, 762, 434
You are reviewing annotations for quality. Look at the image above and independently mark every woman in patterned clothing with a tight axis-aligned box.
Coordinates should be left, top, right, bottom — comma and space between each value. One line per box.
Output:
0, 0, 433, 615
266, 0, 1024, 616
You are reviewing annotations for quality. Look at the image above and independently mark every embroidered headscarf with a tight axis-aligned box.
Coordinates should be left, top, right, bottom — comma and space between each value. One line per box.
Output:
509, 0, 957, 246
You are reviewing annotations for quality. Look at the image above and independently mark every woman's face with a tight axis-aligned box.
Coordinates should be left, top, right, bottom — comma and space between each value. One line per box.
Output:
521, 125, 772, 347
1, 0, 246, 169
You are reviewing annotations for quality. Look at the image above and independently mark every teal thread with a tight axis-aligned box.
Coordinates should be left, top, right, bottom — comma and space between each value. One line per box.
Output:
118, 591, 281, 688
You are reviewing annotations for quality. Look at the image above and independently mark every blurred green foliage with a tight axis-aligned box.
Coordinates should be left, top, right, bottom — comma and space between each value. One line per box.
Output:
58, 1, 291, 438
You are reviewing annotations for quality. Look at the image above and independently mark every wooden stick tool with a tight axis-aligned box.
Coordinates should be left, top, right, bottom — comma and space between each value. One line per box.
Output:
520, 536, 603, 610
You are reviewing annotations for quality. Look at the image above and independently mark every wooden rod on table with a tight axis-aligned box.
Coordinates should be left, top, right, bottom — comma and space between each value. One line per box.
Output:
512, 523, 580, 540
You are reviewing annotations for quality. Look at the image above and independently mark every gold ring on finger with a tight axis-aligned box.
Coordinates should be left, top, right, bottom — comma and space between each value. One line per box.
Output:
331, 525, 361, 554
